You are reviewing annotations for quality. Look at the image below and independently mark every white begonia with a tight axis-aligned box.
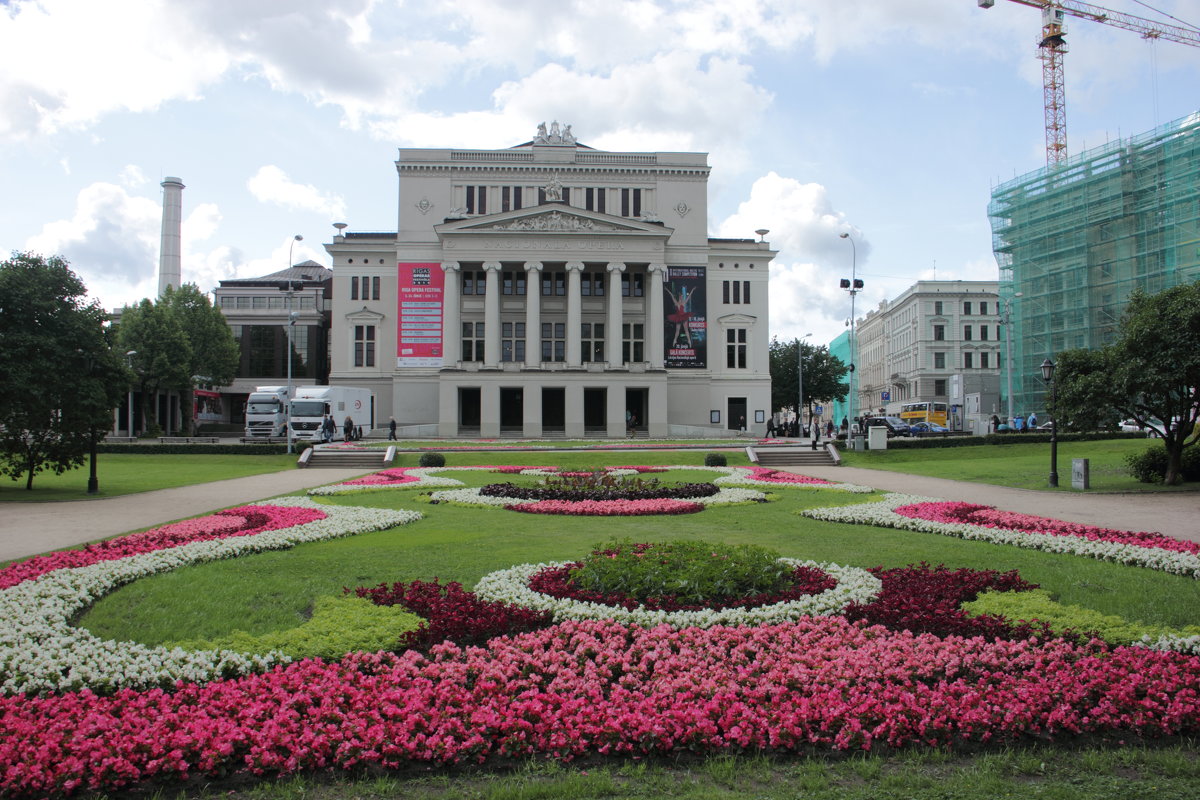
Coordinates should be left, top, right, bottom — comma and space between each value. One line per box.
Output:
473, 559, 880, 629
0, 498, 421, 696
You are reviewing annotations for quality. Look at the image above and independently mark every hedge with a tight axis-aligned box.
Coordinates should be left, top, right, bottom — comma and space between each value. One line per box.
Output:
97, 444, 293, 456
847, 431, 1148, 451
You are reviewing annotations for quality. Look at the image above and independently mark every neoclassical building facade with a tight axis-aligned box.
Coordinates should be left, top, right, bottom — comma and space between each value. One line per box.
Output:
325, 123, 774, 438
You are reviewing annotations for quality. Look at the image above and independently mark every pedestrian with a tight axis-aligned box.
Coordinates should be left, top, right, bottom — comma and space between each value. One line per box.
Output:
343, 415, 353, 443
1014, 414, 1025, 433
991, 413, 1000, 434
841, 417, 849, 433
388, 416, 397, 440
320, 415, 332, 443
811, 419, 821, 444
738, 414, 746, 433
1028, 411, 1038, 430
826, 420, 834, 438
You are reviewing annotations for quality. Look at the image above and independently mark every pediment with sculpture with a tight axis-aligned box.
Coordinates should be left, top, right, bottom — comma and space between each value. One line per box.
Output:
436, 205, 670, 238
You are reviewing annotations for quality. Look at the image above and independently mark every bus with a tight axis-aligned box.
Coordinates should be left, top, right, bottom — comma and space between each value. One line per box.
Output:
900, 401, 948, 427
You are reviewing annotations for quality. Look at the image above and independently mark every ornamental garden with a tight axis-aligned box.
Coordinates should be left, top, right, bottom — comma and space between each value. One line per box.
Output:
2, 453, 1199, 797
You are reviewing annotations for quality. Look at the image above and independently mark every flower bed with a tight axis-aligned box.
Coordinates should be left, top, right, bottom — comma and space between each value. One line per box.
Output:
802, 493, 1200, 579
429, 485, 765, 515
715, 466, 874, 493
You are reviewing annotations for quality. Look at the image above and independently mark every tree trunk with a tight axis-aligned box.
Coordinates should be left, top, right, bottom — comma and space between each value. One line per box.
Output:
1163, 442, 1184, 486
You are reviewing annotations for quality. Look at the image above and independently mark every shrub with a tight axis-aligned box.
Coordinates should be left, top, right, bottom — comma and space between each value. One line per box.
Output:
704, 452, 727, 467
418, 451, 446, 468
1125, 443, 1200, 483
169, 595, 423, 660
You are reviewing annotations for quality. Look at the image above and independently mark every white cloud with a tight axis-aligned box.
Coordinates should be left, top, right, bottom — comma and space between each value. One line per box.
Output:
119, 165, 148, 188
247, 166, 347, 219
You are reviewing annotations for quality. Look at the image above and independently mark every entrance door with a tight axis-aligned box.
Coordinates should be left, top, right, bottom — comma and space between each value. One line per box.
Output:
500, 388, 523, 431
459, 387, 481, 428
727, 397, 747, 432
583, 388, 606, 431
625, 388, 646, 431
542, 387, 565, 431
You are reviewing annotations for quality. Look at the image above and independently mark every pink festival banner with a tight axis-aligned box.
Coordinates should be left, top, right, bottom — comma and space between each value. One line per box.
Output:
396, 262, 444, 367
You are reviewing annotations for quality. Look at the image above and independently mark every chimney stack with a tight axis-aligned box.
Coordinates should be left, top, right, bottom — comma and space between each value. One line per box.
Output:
158, 177, 184, 296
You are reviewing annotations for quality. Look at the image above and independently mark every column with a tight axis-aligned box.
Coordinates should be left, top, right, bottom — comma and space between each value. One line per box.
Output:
440, 261, 460, 368
480, 381, 501, 437
565, 261, 584, 367
524, 261, 543, 368
483, 261, 501, 368
647, 263, 667, 369
606, 262, 625, 368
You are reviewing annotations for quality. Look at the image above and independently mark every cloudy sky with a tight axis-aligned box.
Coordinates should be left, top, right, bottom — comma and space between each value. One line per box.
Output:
2, 0, 1197, 347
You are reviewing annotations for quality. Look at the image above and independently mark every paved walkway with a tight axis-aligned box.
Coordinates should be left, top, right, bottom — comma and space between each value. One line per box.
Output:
1, 462, 1197, 564
0, 468, 368, 563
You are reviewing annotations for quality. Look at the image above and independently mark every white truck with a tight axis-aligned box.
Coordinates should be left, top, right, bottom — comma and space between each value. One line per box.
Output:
289, 386, 375, 441
243, 386, 291, 438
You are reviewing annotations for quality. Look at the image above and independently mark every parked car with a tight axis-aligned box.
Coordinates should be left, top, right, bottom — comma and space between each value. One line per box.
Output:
909, 421, 949, 436
862, 416, 912, 437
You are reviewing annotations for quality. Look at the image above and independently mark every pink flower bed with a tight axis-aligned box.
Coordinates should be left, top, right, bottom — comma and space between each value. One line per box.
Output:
342, 468, 423, 486
509, 498, 705, 516
491, 465, 557, 474
894, 502, 1200, 556
0, 506, 327, 589
746, 467, 835, 486
4, 618, 1198, 796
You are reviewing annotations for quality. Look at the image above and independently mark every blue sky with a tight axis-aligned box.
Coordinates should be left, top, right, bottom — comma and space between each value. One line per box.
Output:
2, 0, 1197, 347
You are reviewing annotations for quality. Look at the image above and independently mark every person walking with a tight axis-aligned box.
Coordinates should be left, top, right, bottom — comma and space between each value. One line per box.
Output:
343, 415, 354, 443
1028, 411, 1038, 431
991, 414, 1001, 434
388, 416, 397, 440
321, 415, 334, 443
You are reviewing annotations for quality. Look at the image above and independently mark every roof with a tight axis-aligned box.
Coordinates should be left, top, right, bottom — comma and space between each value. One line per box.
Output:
218, 261, 332, 287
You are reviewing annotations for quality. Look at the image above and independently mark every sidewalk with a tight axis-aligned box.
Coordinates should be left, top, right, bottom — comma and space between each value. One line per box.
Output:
0, 468, 368, 564
786, 465, 1200, 545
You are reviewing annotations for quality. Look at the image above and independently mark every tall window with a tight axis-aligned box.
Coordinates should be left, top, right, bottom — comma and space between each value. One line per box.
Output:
980, 352, 990, 369
461, 322, 484, 362
501, 322, 525, 362
372, 276, 380, 300
934, 351, 946, 369
980, 301, 989, 315
964, 301, 973, 315
465, 186, 487, 215
623, 323, 645, 362
620, 188, 642, 217
934, 301, 943, 315
580, 322, 605, 362
964, 325, 973, 341
722, 280, 750, 304
502, 271, 526, 296
980, 325, 988, 341
726, 328, 747, 369
933, 324, 945, 341
541, 272, 566, 296
934, 379, 947, 396
354, 325, 376, 367
580, 272, 605, 296
621, 273, 644, 297
541, 322, 566, 362
964, 352, 974, 369
350, 277, 358, 301
585, 187, 607, 213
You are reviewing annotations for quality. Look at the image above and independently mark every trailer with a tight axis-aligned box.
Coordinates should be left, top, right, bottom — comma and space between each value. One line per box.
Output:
289, 386, 374, 441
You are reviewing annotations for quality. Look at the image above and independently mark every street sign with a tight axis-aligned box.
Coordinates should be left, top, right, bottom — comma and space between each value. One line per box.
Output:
814, 405, 823, 414
881, 391, 890, 402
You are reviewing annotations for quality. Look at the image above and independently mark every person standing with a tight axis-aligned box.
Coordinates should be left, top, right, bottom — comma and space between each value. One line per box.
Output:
991, 414, 1001, 434
1028, 411, 1038, 430
388, 416, 397, 440
343, 415, 354, 442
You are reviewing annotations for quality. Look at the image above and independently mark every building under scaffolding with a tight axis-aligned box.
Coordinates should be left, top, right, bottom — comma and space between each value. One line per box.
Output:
989, 112, 1200, 417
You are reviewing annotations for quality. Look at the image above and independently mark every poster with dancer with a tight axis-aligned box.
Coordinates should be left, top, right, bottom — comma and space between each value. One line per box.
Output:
396, 262, 444, 367
663, 267, 707, 368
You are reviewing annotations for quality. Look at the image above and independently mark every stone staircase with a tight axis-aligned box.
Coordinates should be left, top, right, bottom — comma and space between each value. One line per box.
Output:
751, 445, 839, 468
300, 446, 393, 469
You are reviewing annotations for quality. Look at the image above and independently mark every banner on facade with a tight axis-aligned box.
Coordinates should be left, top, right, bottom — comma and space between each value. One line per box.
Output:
397, 262, 444, 367
663, 266, 707, 368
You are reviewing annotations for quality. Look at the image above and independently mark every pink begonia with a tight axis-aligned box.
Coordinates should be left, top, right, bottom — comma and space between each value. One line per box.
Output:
342, 468, 423, 486
744, 466, 834, 486
0, 505, 326, 589
894, 501, 1200, 556
509, 498, 705, 516
1, 618, 1197, 796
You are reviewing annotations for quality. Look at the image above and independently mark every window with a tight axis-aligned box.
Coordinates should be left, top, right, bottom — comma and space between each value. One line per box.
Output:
585, 187, 606, 214
622, 322, 645, 362
964, 301, 972, 315
541, 322, 566, 362
934, 301, 943, 315
461, 322, 484, 362
934, 379, 947, 396
722, 280, 750, 304
252, 296, 267, 309
580, 272, 604, 297
964, 352, 974, 369
501, 271, 526, 296
726, 328, 747, 369
933, 324, 945, 341
501, 322, 525, 362
580, 322, 605, 362
934, 352, 946, 369
980, 352, 990, 369
465, 185, 487, 215
621, 273, 644, 297
980, 301, 989, 315
620, 188, 642, 217
372, 276, 380, 300
980, 325, 988, 341
541, 272, 566, 296
354, 325, 376, 367
462, 270, 485, 295
964, 325, 973, 341
350, 278, 358, 301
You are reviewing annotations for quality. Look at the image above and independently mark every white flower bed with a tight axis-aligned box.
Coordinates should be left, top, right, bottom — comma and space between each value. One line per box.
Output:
803, 493, 1200, 580
473, 559, 881, 629
0, 498, 422, 696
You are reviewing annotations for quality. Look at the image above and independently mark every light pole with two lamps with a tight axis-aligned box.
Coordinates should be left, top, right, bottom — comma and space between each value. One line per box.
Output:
1040, 357, 1059, 487
125, 350, 138, 438
838, 233, 862, 434
283, 234, 303, 455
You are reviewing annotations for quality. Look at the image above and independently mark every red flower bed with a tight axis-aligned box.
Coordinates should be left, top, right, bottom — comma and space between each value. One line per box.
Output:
352, 579, 552, 650
744, 467, 835, 485
4, 619, 1198, 797
480, 481, 719, 502
529, 562, 837, 612
0, 505, 327, 589
509, 498, 705, 516
894, 501, 1200, 555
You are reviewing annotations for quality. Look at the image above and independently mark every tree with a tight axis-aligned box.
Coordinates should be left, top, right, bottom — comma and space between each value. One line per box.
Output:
160, 284, 240, 434
1054, 283, 1200, 485
0, 252, 128, 489
768, 337, 848, 416
115, 298, 192, 435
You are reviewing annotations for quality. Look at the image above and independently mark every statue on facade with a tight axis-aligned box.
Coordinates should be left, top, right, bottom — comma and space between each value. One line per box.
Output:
535, 122, 548, 143
544, 172, 564, 202
534, 120, 577, 146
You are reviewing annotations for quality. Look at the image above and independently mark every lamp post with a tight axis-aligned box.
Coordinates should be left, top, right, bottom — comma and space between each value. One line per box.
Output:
1040, 357, 1059, 487
838, 233, 862, 433
125, 350, 137, 438
796, 331, 812, 438
1000, 292, 1022, 429
284, 234, 302, 455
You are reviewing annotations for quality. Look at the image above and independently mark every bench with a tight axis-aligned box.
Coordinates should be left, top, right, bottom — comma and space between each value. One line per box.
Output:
158, 437, 221, 444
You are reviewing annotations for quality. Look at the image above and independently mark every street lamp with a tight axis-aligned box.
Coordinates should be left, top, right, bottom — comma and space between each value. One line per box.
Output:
838, 233, 863, 433
1040, 357, 1059, 487
797, 331, 812, 439
125, 350, 137, 438
284, 234, 302, 455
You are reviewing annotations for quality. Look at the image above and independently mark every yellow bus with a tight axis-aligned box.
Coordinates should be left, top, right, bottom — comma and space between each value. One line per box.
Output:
899, 401, 948, 427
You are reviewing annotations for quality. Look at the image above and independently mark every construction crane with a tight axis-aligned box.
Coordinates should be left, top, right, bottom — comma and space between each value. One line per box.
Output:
978, 1, 1200, 166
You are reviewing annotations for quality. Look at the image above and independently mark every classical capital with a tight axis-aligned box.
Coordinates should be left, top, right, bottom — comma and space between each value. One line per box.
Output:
483, 261, 503, 272
441, 261, 461, 273
523, 261, 544, 273
606, 262, 626, 273
647, 262, 668, 275
565, 261, 585, 272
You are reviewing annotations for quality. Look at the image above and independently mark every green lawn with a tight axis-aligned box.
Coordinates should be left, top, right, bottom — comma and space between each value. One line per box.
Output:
0, 453, 297, 501
839, 437, 1195, 492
